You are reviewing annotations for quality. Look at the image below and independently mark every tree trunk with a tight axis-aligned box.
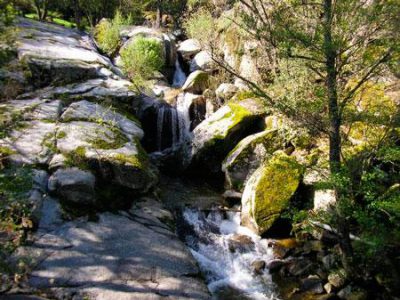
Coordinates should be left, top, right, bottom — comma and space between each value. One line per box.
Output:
323, 0, 354, 276
73, 0, 82, 29
155, 0, 162, 28
34, 0, 42, 20
41, 0, 48, 21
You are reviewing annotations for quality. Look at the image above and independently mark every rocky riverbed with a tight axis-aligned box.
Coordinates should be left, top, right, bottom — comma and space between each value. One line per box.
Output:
1, 15, 395, 300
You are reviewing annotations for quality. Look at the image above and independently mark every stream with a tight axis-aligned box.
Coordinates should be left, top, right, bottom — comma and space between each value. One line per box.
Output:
181, 207, 280, 300
155, 60, 281, 299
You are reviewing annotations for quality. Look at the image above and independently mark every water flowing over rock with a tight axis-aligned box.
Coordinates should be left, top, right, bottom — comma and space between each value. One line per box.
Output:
241, 151, 303, 235
182, 208, 280, 299
155, 103, 188, 151
172, 58, 187, 87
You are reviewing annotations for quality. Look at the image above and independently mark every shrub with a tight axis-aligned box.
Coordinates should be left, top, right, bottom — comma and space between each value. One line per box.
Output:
94, 10, 132, 57
0, 167, 33, 257
187, 0, 210, 11
120, 36, 164, 88
183, 8, 215, 47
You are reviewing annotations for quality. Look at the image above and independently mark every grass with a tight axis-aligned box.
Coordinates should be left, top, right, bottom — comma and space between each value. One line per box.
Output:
25, 12, 79, 29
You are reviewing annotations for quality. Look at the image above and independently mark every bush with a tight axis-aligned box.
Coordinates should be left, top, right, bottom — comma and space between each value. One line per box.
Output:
183, 8, 215, 47
94, 10, 132, 57
120, 36, 164, 88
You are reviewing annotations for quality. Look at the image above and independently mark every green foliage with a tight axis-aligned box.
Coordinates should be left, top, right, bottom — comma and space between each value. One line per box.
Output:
186, 0, 209, 11
183, 8, 215, 47
64, 146, 89, 169
0, 166, 33, 265
0, 1, 17, 26
120, 36, 164, 88
94, 10, 132, 56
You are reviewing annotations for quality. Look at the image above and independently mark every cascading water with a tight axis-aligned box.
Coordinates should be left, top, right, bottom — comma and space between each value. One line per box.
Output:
182, 208, 280, 300
156, 105, 185, 151
172, 58, 187, 88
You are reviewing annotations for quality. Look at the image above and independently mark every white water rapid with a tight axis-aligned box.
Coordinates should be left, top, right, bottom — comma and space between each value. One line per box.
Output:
183, 208, 280, 300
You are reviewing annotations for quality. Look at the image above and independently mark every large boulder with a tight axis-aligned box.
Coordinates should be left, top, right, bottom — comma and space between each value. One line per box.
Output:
190, 98, 266, 174
0, 97, 157, 195
182, 70, 209, 94
56, 116, 157, 192
177, 39, 201, 60
60, 100, 144, 139
48, 167, 96, 207
222, 129, 285, 192
241, 151, 303, 234
16, 18, 121, 87
20, 78, 137, 104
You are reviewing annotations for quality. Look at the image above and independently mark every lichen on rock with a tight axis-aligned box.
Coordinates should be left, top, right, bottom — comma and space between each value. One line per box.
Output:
241, 151, 303, 234
190, 98, 266, 174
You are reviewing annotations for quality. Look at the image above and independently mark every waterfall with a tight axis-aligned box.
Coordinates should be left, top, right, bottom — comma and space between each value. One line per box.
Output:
172, 58, 187, 88
176, 93, 191, 136
155, 104, 191, 152
182, 208, 280, 300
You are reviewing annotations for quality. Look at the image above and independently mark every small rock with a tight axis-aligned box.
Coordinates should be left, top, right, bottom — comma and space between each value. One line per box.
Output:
267, 259, 286, 273
328, 269, 347, 288
222, 190, 242, 200
301, 275, 324, 294
227, 234, 255, 253
272, 238, 298, 259
251, 260, 266, 275
324, 282, 334, 294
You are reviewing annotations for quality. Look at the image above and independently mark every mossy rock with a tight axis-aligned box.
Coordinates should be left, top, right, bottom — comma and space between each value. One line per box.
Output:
182, 70, 209, 94
56, 121, 158, 192
222, 129, 285, 192
241, 151, 303, 234
191, 98, 266, 174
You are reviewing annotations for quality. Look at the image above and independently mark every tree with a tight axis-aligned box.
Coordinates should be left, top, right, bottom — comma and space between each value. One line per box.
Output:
32, 0, 48, 20
195, 0, 399, 274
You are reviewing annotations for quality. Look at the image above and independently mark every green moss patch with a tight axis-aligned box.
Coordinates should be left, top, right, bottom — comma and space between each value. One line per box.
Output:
252, 152, 303, 233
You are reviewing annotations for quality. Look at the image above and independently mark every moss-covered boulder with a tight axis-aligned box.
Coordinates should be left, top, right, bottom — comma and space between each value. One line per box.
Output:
190, 98, 266, 174
56, 117, 157, 193
222, 129, 285, 192
182, 70, 209, 94
241, 151, 303, 234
